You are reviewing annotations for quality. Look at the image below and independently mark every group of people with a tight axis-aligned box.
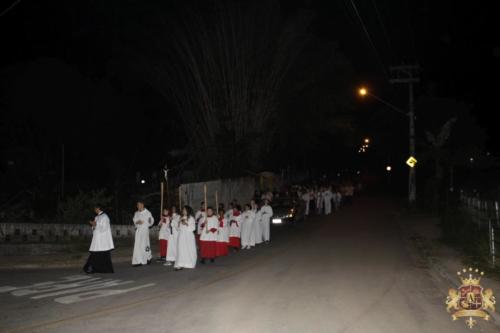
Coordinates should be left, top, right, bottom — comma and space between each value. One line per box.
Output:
296, 183, 355, 216
155, 199, 273, 270
83, 198, 274, 273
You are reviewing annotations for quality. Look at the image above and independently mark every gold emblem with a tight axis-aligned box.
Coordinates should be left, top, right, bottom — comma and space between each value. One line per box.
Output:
446, 267, 496, 328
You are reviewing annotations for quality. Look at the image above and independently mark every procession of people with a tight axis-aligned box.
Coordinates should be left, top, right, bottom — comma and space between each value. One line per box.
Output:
296, 182, 355, 217
84, 181, 356, 274
84, 194, 276, 273
151, 197, 274, 270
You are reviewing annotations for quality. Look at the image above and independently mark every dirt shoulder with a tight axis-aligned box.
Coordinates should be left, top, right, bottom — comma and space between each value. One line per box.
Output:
399, 212, 500, 326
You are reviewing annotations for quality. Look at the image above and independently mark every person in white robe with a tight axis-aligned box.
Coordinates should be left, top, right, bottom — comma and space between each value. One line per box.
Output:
195, 202, 206, 247
302, 190, 311, 216
165, 206, 180, 266
260, 199, 273, 242
241, 204, 256, 249
175, 206, 197, 270
254, 205, 264, 245
250, 199, 261, 246
323, 187, 333, 215
84, 204, 114, 274
224, 203, 233, 224
132, 201, 154, 266
316, 189, 323, 214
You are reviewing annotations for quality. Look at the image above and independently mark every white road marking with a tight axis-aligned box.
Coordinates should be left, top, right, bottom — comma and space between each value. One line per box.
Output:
55, 283, 157, 304
0, 286, 18, 293
32, 280, 132, 299
0, 275, 156, 304
12, 278, 102, 296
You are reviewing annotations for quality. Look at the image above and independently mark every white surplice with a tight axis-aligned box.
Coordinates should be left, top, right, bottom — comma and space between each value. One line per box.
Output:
175, 216, 197, 269
253, 209, 263, 244
260, 204, 273, 242
166, 213, 180, 262
241, 210, 256, 248
132, 208, 154, 265
89, 212, 114, 252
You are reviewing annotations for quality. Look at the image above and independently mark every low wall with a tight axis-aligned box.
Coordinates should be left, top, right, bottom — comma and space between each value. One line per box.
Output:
0, 223, 158, 244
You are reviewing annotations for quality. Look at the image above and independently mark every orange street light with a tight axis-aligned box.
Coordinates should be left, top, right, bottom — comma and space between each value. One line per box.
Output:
358, 87, 368, 97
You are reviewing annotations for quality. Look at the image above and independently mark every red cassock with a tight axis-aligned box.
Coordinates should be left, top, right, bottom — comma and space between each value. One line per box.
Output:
200, 239, 217, 258
216, 242, 228, 256
159, 239, 168, 257
199, 215, 219, 259
229, 236, 240, 248
228, 212, 241, 248
216, 217, 228, 256
200, 228, 217, 259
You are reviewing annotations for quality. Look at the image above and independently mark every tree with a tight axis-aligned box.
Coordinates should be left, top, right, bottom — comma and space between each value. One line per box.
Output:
418, 95, 487, 210
142, 1, 310, 177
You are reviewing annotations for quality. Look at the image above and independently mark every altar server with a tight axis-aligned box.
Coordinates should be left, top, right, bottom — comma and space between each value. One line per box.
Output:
228, 205, 242, 251
174, 206, 197, 270
165, 206, 180, 266
84, 204, 114, 274
216, 208, 229, 257
132, 201, 154, 266
199, 207, 218, 263
156, 208, 170, 262
241, 204, 256, 249
260, 199, 273, 242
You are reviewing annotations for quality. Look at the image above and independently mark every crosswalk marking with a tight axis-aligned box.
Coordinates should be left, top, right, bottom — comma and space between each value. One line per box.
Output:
55, 283, 156, 304
0, 275, 155, 304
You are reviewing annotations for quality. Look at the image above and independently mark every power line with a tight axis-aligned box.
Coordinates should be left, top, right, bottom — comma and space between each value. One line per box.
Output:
405, 0, 419, 64
348, 0, 389, 78
370, 0, 398, 64
0, 0, 21, 17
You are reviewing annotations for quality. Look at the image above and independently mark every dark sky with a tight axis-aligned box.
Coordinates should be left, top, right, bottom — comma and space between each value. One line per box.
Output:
1, 0, 498, 185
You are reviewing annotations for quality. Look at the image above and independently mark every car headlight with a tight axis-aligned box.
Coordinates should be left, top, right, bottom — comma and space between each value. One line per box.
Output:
272, 218, 282, 224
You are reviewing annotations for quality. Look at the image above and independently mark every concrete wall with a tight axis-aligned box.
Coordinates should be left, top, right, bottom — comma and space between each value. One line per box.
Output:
0, 223, 157, 244
180, 177, 256, 209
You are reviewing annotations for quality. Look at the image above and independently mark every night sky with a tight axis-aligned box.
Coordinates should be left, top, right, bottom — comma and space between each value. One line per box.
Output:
1, 0, 498, 200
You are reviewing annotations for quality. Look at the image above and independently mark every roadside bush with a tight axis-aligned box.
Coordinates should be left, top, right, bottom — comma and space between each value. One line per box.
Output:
57, 189, 113, 224
441, 206, 490, 260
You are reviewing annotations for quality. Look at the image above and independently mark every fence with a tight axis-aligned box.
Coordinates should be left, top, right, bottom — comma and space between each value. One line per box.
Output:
459, 190, 500, 267
0, 222, 155, 244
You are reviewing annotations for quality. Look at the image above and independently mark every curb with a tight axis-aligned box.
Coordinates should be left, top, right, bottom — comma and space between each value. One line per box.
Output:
0, 256, 132, 270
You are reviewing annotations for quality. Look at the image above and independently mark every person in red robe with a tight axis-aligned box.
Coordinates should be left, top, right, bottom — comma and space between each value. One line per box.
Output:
215, 208, 229, 257
156, 208, 170, 262
199, 207, 218, 264
228, 205, 242, 251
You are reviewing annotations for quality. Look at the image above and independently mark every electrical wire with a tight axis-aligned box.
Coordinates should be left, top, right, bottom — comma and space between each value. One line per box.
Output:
0, 0, 21, 17
348, 0, 389, 78
370, 0, 398, 64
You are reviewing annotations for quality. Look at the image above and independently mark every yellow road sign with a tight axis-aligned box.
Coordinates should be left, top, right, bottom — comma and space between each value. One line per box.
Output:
406, 156, 417, 168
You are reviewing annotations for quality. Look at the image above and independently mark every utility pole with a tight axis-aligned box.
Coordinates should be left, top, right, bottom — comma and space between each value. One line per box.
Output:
389, 65, 420, 208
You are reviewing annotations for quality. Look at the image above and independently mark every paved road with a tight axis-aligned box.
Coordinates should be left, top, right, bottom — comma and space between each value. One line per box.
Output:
0, 198, 497, 333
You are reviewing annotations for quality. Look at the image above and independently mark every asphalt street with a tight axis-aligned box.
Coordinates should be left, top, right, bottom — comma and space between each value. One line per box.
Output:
0, 197, 498, 333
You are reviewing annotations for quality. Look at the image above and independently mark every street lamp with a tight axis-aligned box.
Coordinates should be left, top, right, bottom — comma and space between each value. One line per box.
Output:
357, 86, 416, 207
364, 138, 370, 144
